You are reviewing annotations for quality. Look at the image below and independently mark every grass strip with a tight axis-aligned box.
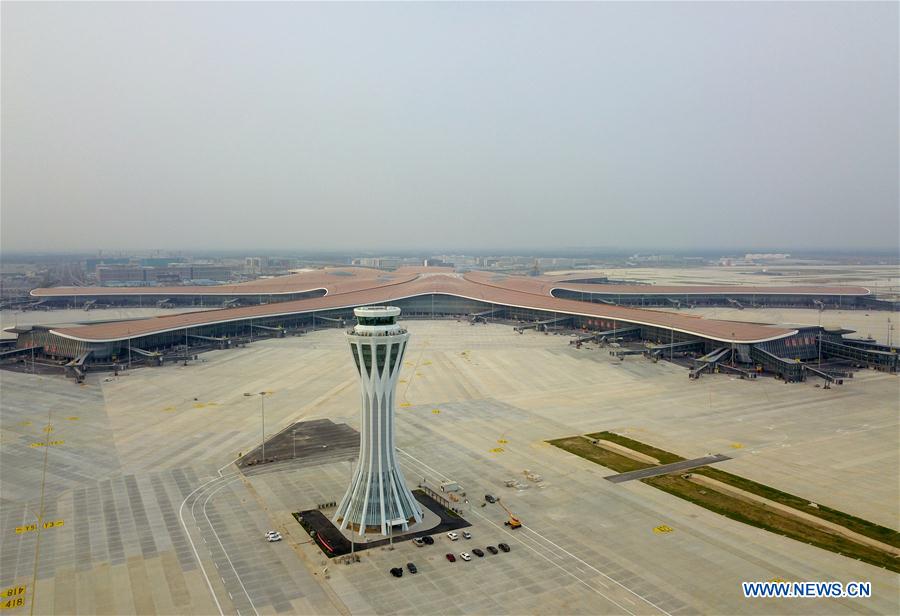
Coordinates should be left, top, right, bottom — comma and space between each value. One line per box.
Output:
585, 431, 686, 464
643, 473, 899, 573
547, 436, 654, 473
692, 467, 900, 549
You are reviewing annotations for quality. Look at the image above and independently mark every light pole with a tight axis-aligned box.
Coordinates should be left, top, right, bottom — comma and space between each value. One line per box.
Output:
818, 311, 823, 367
245, 391, 268, 462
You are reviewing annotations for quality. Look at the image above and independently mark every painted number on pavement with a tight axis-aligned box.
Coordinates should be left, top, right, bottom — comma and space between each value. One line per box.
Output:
15, 520, 63, 534
1, 586, 25, 599
0, 597, 25, 610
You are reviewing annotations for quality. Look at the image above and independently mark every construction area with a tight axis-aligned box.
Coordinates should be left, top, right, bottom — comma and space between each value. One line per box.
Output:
1, 319, 897, 614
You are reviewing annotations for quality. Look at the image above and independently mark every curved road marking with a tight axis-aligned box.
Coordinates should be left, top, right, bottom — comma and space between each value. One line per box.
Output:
179, 475, 232, 616
198, 477, 259, 616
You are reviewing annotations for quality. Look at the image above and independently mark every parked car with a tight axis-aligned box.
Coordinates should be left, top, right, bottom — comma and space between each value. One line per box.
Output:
460, 552, 472, 561
486, 545, 498, 554
390, 567, 403, 578
462, 531, 472, 540
485, 494, 496, 503
407, 562, 418, 574
266, 532, 282, 542
447, 532, 459, 541
498, 543, 510, 552
445, 553, 456, 562
422, 536, 435, 545
472, 548, 484, 557
413, 538, 424, 547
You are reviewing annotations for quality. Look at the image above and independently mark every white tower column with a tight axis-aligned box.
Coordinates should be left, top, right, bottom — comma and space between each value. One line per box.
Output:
333, 306, 423, 536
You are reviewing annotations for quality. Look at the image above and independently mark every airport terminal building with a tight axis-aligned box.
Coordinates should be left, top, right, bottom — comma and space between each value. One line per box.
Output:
6, 268, 897, 382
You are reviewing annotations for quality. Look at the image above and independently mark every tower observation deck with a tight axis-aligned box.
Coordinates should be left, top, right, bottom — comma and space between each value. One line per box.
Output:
333, 306, 423, 536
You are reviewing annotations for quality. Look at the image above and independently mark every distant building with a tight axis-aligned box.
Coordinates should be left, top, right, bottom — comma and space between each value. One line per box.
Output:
244, 257, 269, 274
352, 257, 403, 270
745, 253, 790, 261
96, 264, 234, 285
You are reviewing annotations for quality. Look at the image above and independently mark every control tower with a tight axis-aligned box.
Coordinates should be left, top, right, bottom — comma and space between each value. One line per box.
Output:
333, 306, 423, 536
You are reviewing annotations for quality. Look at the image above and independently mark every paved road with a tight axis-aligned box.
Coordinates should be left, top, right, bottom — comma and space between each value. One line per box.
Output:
604, 454, 731, 483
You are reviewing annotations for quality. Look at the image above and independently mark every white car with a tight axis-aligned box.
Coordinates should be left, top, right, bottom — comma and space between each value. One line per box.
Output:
462, 531, 472, 540
460, 552, 471, 561
266, 532, 282, 542
447, 532, 459, 541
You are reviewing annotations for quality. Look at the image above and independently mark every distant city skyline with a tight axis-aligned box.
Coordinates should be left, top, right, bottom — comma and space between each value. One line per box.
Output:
2, 1, 898, 252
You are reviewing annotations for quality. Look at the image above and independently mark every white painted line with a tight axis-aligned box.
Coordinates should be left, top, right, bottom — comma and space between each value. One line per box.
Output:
398, 447, 670, 616
202, 477, 260, 616
396, 454, 634, 615
178, 477, 226, 616
521, 524, 671, 615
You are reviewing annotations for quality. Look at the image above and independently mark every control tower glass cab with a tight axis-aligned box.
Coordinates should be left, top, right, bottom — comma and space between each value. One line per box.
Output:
333, 306, 423, 536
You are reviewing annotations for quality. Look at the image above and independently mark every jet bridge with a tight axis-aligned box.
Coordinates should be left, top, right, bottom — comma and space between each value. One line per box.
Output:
64, 351, 93, 382
469, 307, 506, 323
819, 338, 898, 372
570, 326, 641, 346
646, 340, 704, 360
514, 315, 574, 333
749, 346, 804, 382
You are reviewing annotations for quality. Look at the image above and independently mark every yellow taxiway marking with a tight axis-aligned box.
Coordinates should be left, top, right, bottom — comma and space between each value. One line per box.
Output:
653, 525, 674, 534
730, 442, 744, 449
42, 426, 53, 433
431, 409, 441, 414
15, 520, 62, 535
497, 439, 508, 445
192, 402, 220, 409
18, 421, 31, 427
399, 402, 412, 408
66, 416, 79, 421
0, 596, 25, 610
768, 577, 788, 583
29, 441, 64, 448
162, 406, 176, 412
1, 586, 25, 599
490, 447, 504, 453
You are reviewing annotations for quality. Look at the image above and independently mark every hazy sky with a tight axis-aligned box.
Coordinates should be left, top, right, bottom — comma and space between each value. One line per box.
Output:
2, 1, 897, 253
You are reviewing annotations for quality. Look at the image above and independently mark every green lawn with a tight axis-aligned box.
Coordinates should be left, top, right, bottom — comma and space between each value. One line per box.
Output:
585, 431, 685, 464
643, 473, 899, 573
547, 436, 654, 473
549, 431, 900, 573
692, 466, 900, 549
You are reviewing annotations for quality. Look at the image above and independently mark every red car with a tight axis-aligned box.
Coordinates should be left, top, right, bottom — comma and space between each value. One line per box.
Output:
445, 553, 456, 562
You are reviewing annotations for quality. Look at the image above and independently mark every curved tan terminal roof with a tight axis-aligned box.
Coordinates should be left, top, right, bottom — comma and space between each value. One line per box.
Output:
48, 270, 799, 344
33, 266, 870, 298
